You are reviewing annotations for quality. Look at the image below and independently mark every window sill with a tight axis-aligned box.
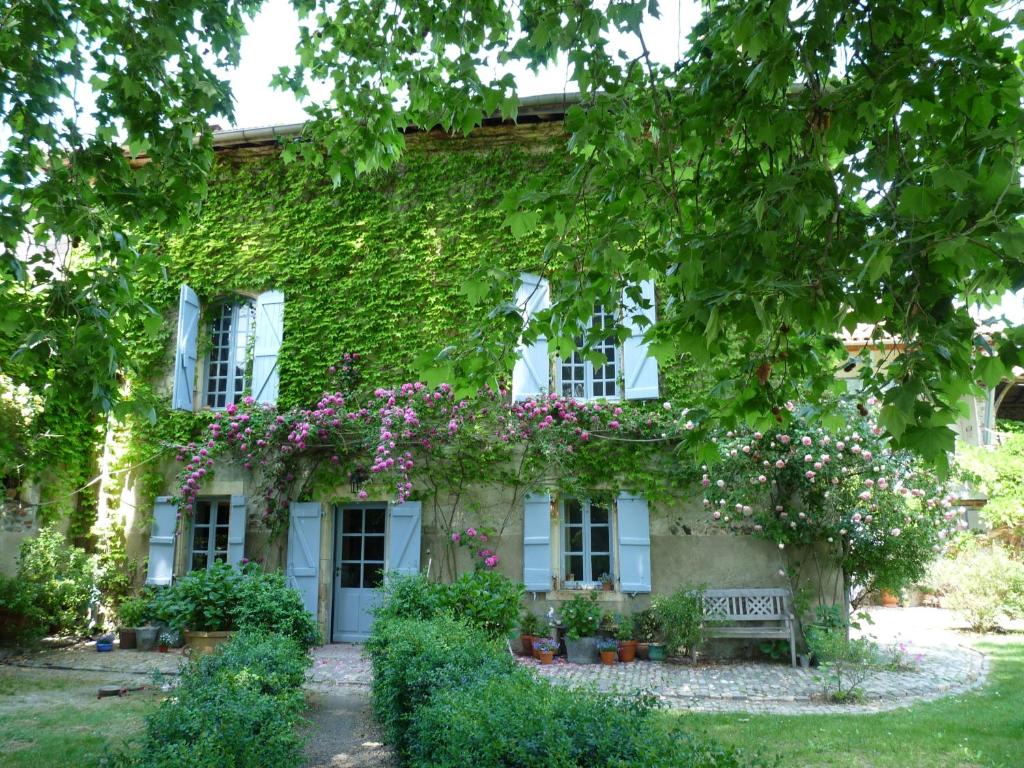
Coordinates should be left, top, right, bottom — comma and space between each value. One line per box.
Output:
545, 588, 631, 601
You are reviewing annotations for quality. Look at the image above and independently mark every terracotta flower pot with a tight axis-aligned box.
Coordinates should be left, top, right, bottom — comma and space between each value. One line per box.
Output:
538, 650, 554, 665
184, 629, 234, 655
599, 650, 617, 665
601, 581, 613, 592
520, 635, 535, 657
618, 640, 637, 663
881, 590, 900, 607
636, 642, 649, 660
158, 645, 169, 653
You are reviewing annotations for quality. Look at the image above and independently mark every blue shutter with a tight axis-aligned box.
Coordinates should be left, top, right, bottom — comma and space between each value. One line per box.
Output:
146, 497, 178, 586
286, 502, 322, 617
511, 273, 550, 401
522, 492, 552, 592
387, 501, 421, 576
252, 290, 284, 405
227, 495, 247, 567
622, 279, 659, 400
617, 492, 651, 593
172, 284, 200, 411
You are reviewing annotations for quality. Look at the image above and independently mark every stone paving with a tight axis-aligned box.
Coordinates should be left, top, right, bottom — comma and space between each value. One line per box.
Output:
0, 608, 998, 714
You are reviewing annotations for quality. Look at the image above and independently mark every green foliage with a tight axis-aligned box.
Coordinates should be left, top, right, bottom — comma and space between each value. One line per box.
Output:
806, 631, 883, 704
0, 0, 260, 433
653, 586, 706, 657
115, 596, 150, 629
153, 562, 319, 648
108, 631, 309, 768
366, 615, 517, 755
282, 0, 1024, 463
615, 613, 635, 642
94, 520, 138, 610
560, 591, 603, 639
926, 543, 1024, 632
371, 571, 445, 623
17, 524, 95, 636
957, 432, 1024, 540
634, 607, 660, 643
519, 609, 544, 636
441, 570, 524, 639
0, 576, 47, 645
368, 614, 772, 767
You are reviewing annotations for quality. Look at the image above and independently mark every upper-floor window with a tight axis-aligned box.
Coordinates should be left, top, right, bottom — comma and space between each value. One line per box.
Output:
562, 497, 613, 586
559, 305, 619, 400
204, 300, 255, 409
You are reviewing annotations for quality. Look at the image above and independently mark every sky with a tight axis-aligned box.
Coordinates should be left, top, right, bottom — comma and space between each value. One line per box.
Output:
224, 0, 704, 129
222, 1, 1023, 327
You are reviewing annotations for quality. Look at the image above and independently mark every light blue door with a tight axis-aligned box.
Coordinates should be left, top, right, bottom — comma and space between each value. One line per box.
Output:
332, 505, 386, 642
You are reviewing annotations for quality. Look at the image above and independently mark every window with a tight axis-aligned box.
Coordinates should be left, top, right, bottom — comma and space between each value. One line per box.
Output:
190, 498, 230, 571
559, 305, 619, 399
204, 299, 255, 409
562, 498, 613, 586
338, 505, 386, 590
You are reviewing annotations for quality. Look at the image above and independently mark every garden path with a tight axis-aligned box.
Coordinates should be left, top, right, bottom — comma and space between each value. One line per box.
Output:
0, 608, 999, 717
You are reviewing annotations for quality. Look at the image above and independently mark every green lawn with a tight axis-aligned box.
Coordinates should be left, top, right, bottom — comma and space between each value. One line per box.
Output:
0, 667, 162, 767
674, 639, 1024, 768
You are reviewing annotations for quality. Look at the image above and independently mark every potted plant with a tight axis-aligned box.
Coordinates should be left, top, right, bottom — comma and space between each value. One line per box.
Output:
652, 586, 705, 662
519, 610, 544, 657
115, 596, 148, 650
598, 572, 615, 592
595, 637, 618, 665
533, 637, 558, 665
635, 608, 658, 660
161, 562, 241, 654
95, 632, 115, 652
559, 592, 602, 664
616, 614, 637, 662
158, 631, 174, 653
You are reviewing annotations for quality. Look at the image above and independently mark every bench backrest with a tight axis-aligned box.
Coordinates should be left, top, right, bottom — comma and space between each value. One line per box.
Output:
703, 588, 792, 621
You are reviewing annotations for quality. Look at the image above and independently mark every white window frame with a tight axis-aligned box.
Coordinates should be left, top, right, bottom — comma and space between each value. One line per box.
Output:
203, 299, 255, 409
189, 497, 231, 572
556, 305, 622, 401
560, 497, 615, 588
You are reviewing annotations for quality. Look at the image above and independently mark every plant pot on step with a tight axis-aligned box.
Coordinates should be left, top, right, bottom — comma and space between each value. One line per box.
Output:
537, 650, 554, 665
647, 642, 667, 662
636, 642, 649, 660
880, 590, 900, 607
599, 650, 617, 665
184, 629, 234, 655
118, 628, 138, 650
135, 626, 159, 652
618, 640, 637, 663
564, 636, 598, 664
520, 635, 535, 657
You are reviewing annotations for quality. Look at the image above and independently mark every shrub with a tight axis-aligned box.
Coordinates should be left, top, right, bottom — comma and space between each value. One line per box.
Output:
440, 569, 523, 639
372, 571, 444, 622
17, 524, 95, 636
115, 596, 150, 628
0, 575, 46, 644
234, 568, 321, 650
926, 544, 1024, 632
366, 615, 516, 753
372, 570, 524, 639
652, 586, 705, 657
155, 562, 320, 650
107, 631, 309, 768
519, 609, 544, 636
806, 630, 883, 703
634, 607, 660, 642
560, 591, 603, 639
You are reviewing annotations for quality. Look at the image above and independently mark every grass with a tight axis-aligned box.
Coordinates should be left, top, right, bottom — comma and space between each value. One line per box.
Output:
0, 667, 162, 767
674, 639, 1024, 768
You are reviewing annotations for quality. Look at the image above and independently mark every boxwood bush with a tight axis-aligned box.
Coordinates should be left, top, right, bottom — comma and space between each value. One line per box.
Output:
368, 608, 774, 767
108, 631, 310, 768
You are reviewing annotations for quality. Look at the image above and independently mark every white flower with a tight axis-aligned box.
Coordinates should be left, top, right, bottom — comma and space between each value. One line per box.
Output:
663, 401, 672, 410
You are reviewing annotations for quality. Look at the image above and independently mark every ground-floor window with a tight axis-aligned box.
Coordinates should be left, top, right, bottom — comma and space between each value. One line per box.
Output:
337, 505, 386, 590
190, 498, 230, 571
561, 497, 613, 586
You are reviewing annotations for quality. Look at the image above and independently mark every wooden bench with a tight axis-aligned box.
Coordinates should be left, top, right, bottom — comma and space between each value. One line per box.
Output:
702, 588, 797, 667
